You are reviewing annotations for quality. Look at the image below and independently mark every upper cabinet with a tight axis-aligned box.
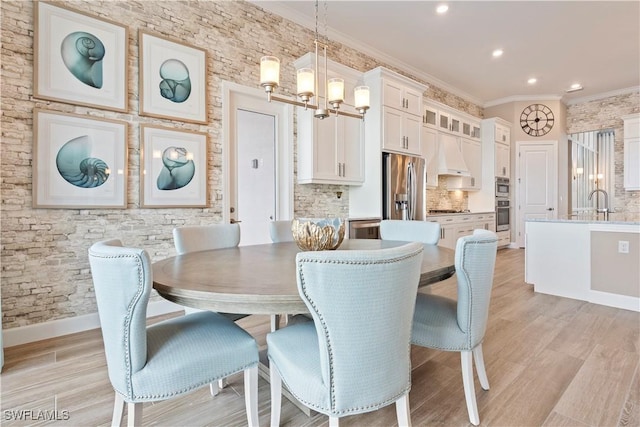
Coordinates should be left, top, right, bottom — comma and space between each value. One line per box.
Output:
297, 105, 364, 185
294, 53, 365, 185
382, 79, 422, 116
481, 117, 512, 179
623, 113, 640, 190
365, 67, 427, 157
495, 122, 511, 144
423, 101, 481, 141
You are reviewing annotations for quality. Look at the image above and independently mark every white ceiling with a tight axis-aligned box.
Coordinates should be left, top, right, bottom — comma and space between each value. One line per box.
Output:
250, 1, 640, 107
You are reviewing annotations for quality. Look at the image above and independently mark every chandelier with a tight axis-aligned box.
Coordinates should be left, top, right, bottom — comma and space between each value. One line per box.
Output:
259, 1, 369, 120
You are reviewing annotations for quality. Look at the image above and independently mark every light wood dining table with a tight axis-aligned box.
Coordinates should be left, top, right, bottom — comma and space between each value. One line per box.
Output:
152, 239, 456, 315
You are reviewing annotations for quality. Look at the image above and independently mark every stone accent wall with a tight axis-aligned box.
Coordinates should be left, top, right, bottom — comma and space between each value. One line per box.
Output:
566, 91, 640, 214
0, 0, 482, 329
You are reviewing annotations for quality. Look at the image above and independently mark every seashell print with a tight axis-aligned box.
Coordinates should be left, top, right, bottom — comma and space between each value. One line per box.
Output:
56, 135, 110, 188
60, 31, 105, 89
156, 146, 195, 190
158, 59, 191, 103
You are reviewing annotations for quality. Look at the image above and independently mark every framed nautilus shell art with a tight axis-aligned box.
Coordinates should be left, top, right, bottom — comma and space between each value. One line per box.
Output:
139, 31, 208, 124
33, 109, 128, 209
140, 124, 208, 208
34, 2, 128, 112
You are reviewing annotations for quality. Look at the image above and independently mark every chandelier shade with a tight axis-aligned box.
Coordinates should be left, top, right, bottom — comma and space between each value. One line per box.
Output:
258, 1, 368, 120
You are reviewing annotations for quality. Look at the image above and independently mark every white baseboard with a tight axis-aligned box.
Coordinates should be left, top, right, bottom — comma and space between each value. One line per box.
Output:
589, 290, 640, 312
2, 300, 184, 348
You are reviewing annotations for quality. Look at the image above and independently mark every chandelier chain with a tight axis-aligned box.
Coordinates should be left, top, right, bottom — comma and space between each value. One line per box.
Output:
323, 0, 328, 43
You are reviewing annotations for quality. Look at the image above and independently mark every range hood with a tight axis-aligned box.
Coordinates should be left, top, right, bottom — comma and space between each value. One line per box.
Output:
437, 134, 470, 176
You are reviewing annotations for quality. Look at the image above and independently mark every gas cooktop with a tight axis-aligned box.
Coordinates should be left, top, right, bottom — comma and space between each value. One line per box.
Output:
428, 209, 471, 214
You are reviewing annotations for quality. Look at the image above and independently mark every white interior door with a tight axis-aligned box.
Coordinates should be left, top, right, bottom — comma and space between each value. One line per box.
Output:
516, 141, 558, 248
223, 83, 293, 246
236, 110, 276, 245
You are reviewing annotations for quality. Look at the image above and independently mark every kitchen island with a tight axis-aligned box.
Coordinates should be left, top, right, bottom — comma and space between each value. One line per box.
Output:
525, 217, 640, 311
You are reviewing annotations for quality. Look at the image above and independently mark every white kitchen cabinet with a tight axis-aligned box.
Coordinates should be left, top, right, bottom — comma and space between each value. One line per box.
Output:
623, 114, 640, 190
297, 104, 364, 185
383, 79, 422, 116
495, 123, 510, 144
382, 106, 421, 154
421, 126, 439, 188
379, 73, 424, 156
429, 212, 496, 249
495, 142, 510, 178
447, 137, 482, 191
462, 118, 481, 140
294, 53, 365, 185
423, 104, 438, 129
438, 110, 462, 134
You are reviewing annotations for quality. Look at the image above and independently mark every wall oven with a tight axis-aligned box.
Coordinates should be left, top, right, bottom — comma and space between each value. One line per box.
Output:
496, 177, 510, 198
495, 198, 510, 232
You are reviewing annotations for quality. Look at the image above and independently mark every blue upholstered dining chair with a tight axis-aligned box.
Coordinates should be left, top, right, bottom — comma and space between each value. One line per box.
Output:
411, 229, 498, 426
88, 239, 259, 427
269, 220, 294, 243
173, 223, 250, 395
267, 242, 424, 427
173, 224, 246, 324
380, 219, 441, 245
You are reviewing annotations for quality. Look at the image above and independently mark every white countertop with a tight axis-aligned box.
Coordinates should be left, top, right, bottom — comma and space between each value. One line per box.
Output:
527, 214, 639, 226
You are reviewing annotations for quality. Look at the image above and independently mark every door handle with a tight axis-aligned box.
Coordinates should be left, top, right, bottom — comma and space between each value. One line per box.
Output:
546, 208, 554, 211
230, 218, 242, 224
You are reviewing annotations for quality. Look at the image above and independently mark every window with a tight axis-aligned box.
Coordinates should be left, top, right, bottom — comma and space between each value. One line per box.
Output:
569, 129, 614, 215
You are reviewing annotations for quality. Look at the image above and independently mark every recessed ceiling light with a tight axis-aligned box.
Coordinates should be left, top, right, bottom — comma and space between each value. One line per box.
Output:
436, 4, 449, 14
492, 49, 503, 58
527, 78, 537, 84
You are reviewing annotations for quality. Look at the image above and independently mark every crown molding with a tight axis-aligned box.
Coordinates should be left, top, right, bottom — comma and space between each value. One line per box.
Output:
484, 95, 563, 109
563, 86, 640, 106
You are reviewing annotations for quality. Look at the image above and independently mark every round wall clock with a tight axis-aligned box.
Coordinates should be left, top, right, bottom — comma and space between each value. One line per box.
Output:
520, 103, 554, 137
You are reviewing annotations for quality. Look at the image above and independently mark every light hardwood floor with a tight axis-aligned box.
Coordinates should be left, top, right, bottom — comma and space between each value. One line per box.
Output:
2, 248, 638, 426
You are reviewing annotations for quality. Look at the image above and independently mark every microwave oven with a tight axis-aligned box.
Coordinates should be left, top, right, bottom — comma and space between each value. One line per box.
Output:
496, 177, 510, 198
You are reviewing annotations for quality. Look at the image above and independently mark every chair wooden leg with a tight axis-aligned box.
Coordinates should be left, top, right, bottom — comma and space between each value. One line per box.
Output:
270, 365, 282, 427
111, 393, 125, 427
329, 416, 339, 427
126, 402, 143, 427
461, 350, 480, 426
244, 366, 259, 427
473, 345, 490, 390
395, 392, 412, 427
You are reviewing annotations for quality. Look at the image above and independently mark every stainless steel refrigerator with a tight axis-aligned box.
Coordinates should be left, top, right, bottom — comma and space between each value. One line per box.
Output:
382, 152, 426, 221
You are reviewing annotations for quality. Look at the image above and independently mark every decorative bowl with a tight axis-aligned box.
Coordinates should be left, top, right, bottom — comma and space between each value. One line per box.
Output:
291, 218, 345, 251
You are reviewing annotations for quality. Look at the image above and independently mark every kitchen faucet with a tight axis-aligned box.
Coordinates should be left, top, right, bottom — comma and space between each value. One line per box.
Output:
588, 189, 610, 221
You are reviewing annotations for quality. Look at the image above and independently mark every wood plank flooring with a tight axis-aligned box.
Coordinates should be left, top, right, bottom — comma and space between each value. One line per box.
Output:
2, 248, 638, 426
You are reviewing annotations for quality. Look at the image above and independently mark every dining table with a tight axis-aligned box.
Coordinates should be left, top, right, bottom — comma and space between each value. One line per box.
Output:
152, 238, 455, 415
152, 239, 456, 316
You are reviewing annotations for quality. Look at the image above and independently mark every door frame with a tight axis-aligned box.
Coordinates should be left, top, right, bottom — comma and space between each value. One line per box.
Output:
221, 81, 294, 225
515, 140, 558, 248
